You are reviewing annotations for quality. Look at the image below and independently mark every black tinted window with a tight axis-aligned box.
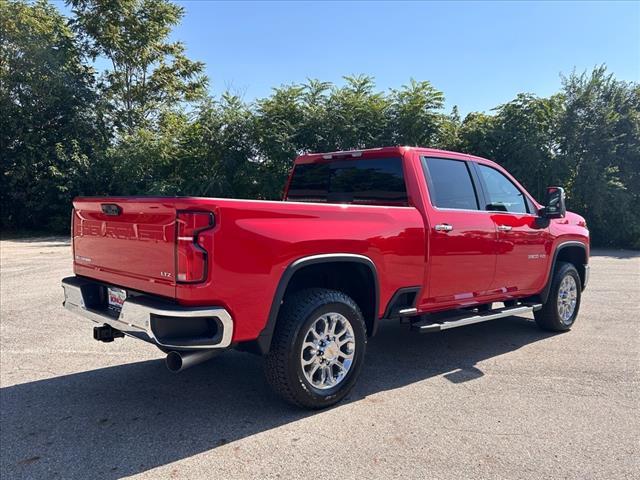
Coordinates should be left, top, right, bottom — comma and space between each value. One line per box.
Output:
287, 158, 408, 206
477, 164, 528, 213
423, 157, 479, 210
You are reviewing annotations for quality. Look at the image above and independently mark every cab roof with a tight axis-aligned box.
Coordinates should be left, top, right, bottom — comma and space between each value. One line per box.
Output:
295, 146, 493, 166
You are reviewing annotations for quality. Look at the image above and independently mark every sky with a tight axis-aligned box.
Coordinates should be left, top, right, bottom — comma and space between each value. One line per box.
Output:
55, 0, 640, 116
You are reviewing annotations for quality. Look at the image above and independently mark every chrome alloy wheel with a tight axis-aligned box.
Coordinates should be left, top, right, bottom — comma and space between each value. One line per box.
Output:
557, 275, 578, 324
300, 312, 355, 390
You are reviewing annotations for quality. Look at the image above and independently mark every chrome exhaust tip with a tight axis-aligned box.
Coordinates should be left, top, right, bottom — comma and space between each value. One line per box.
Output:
165, 349, 220, 373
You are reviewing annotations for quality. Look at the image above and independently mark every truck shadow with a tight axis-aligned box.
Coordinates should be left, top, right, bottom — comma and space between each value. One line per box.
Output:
1, 316, 556, 479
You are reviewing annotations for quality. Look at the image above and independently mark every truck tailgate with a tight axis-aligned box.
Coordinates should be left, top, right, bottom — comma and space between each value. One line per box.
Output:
72, 198, 177, 298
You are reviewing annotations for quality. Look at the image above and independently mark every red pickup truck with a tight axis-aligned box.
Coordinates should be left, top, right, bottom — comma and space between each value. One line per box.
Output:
62, 146, 589, 408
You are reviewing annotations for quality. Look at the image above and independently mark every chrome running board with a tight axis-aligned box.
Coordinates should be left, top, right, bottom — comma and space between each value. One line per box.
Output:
411, 304, 542, 333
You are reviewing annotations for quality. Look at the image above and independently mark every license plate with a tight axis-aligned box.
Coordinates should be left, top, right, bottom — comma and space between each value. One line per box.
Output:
107, 287, 127, 314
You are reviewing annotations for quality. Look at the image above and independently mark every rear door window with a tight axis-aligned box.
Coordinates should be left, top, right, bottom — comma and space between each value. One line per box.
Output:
286, 158, 408, 206
422, 157, 479, 210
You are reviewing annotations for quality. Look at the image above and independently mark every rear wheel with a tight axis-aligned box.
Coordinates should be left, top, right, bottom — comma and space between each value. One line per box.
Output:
264, 288, 367, 409
534, 262, 581, 331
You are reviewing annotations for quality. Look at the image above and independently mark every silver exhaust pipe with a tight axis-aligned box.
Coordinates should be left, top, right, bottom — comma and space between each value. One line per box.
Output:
166, 349, 220, 373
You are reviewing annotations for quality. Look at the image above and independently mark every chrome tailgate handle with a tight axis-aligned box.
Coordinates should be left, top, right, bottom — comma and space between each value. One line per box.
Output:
497, 225, 512, 232
434, 224, 453, 232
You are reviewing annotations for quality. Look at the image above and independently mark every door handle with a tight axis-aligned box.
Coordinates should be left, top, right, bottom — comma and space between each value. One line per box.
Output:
434, 224, 453, 232
497, 225, 512, 232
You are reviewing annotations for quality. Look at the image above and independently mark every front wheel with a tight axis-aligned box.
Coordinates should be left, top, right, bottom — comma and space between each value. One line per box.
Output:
534, 262, 582, 331
264, 288, 367, 409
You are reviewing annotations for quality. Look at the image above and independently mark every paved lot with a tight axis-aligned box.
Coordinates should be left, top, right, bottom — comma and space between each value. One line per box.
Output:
1, 238, 638, 479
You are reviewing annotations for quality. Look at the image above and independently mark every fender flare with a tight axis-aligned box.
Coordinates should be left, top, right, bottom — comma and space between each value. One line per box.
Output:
539, 241, 588, 304
256, 254, 380, 354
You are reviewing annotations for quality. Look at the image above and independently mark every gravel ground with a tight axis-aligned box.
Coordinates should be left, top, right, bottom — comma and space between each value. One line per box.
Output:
1, 238, 638, 479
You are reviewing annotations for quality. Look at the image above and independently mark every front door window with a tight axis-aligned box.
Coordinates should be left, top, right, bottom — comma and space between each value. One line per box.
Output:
476, 164, 528, 213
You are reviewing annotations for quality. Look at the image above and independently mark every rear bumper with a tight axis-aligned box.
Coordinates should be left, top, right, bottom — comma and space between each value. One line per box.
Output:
61, 276, 233, 350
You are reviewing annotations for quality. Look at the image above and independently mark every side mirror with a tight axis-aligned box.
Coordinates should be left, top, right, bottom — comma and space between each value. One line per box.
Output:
541, 186, 566, 219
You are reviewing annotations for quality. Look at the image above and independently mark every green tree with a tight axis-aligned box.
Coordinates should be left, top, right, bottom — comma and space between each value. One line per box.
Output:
559, 67, 640, 247
3, 0, 639, 251
435, 105, 462, 151
254, 84, 307, 198
388, 78, 445, 146
325, 75, 390, 150
102, 111, 191, 195
0, 0, 101, 231
179, 94, 257, 198
298, 79, 333, 152
68, 0, 208, 134
457, 112, 499, 159
457, 94, 564, 201
494, 94, 564, 200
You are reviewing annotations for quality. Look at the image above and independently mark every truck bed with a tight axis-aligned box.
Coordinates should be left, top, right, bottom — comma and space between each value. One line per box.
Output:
72, 196, 426, 342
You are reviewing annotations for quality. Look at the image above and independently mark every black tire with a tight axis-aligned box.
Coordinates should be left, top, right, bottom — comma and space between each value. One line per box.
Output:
476, 303, 493, 313
534, 262, 582, 332
264, 288, 367, 409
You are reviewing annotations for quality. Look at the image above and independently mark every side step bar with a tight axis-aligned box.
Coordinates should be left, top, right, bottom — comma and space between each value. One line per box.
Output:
411, 304, 542, 333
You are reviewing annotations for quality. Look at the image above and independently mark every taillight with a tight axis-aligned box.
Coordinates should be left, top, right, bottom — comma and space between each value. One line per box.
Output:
176, 211, 214, 283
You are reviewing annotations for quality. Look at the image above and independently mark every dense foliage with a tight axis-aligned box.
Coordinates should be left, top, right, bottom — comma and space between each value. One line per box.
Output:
1, 0, 639, 247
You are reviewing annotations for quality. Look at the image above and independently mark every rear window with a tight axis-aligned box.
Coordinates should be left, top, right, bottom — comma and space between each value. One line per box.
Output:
286, 158, 408, 206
